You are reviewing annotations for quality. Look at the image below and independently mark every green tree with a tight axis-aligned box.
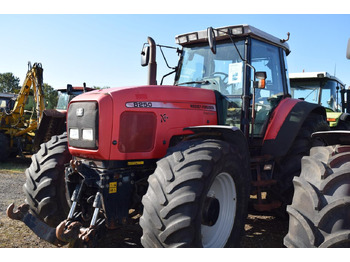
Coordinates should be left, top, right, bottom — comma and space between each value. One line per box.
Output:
0, 73, 20, 93
42, 83, 58, 109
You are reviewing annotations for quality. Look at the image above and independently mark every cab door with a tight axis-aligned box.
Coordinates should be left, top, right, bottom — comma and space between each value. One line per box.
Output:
249, 39, 289, 136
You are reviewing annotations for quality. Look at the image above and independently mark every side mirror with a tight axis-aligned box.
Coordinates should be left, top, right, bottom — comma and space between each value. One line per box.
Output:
141, 45, 150, 67
347, 38, 350, 60
207, 27, 216, 54
254, 71, 267, 89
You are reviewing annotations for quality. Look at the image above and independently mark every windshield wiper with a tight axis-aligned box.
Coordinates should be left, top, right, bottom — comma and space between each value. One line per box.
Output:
176, 80, 210, 86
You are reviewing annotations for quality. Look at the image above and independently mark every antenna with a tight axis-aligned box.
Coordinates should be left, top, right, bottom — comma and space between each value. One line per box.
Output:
334, 63, 336, 76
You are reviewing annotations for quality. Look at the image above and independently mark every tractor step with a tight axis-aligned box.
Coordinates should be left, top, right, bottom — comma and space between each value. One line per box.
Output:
254, 200, 282, 212
251, 179, 277, 187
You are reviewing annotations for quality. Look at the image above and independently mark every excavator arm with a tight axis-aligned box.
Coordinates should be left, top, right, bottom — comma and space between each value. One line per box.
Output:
0, 62, 46, 160
7, 62, 45, 134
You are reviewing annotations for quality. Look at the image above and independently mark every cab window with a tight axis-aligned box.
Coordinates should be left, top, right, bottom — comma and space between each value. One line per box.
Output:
250, 39, 285, 136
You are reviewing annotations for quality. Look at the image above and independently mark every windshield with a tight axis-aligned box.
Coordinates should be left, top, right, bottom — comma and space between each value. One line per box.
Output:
290, 79, 342, 112
174, 38, 288, 138
56, 91, 70, 110
0, 98, 10, 109
175, 41, 245, 96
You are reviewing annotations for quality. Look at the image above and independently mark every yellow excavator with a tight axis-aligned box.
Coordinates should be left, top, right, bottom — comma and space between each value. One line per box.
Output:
0, 62, 45, 161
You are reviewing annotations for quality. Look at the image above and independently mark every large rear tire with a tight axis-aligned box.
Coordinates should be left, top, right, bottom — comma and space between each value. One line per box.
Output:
271, 113, 329, 207
284, 145, 350, 247
140, 139, 251, 247
23, 133, 71, 227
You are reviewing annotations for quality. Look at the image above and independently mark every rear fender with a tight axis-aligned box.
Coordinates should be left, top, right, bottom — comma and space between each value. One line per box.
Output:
262, 98, 326, 157
312, 130, 350, 145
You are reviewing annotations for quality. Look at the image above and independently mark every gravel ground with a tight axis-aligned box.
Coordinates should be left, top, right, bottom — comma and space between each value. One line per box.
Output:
0, 157, 288, 248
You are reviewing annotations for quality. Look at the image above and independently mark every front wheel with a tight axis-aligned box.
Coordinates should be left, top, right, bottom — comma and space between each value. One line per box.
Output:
23, 133, 71, 227
140, 139, 251, 247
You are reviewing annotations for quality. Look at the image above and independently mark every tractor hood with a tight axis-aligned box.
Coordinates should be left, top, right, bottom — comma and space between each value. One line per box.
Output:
67, 85, 217, 161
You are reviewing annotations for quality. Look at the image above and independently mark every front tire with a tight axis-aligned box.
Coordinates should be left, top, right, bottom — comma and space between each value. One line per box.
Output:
23, 133, 71, 227
140, 139, 251, 247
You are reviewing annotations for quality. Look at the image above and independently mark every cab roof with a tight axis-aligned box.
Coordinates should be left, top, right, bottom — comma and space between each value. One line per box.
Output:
289, 72, 345, 87
175, 24, 291, 55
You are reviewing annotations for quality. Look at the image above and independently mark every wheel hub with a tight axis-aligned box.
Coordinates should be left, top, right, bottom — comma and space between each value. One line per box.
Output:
202, 196, 220, 226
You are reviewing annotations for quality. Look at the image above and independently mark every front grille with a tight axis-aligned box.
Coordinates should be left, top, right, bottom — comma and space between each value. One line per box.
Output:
68, 102, 99, 149
118, 111, 156, 153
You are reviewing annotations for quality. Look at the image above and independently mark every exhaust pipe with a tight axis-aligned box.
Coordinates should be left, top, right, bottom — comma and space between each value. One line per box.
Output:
147, 37, 157, 85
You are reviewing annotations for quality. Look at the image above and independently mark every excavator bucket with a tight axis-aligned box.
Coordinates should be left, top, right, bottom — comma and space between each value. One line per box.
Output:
33, 109, 66, 151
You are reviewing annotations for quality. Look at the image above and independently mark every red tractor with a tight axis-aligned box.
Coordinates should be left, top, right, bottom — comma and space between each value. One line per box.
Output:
8, 25, 331, 247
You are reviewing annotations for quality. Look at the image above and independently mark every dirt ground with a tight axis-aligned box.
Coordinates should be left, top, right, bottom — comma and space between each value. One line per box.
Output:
0, 157, 288, 248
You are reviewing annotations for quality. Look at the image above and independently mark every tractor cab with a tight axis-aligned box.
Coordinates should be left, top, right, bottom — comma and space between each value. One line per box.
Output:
290, 72, 345, 112
56, 84, 95, 111
0, 93, 17, 112
289, 72, 349, 128
173, 25, 291, 138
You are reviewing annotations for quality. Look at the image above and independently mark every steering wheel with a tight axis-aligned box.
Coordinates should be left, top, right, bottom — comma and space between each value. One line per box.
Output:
207, 72, 230, 94
211, 72, 229, 83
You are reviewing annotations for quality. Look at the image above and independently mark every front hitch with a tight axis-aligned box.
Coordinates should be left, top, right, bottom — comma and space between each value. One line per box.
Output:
6, 203, 66, 247
7, 202, 103, 247
55, 191, 104, 247
55, 220, 99, 247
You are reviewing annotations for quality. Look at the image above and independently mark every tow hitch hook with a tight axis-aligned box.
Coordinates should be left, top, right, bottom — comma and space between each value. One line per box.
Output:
6, 203, 29, 220
55, 220, 84, 243
56, 221, 98, 244
56, 192, 103, 247
6, 203, 65, 246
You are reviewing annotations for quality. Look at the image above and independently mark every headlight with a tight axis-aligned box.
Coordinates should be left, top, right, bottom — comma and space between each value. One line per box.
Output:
82, 129, 93, 141
69, 128, 79, 140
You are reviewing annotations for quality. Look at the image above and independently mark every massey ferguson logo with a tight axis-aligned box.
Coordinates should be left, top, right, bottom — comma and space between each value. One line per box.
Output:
76, 108, 84, 117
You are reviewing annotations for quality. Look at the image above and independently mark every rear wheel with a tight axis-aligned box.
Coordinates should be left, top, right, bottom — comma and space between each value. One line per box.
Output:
284, 145, 350, 247
23, 133, 71, 227
140, 139, 251, 247
271, 113, 329, 208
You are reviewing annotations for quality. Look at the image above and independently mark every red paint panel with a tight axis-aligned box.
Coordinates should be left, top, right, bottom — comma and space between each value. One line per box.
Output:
263, 98, 300, 141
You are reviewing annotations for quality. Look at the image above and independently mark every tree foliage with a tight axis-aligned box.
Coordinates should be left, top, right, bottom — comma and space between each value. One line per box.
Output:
42, 83, 58, 109
0, 72, 20, 93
